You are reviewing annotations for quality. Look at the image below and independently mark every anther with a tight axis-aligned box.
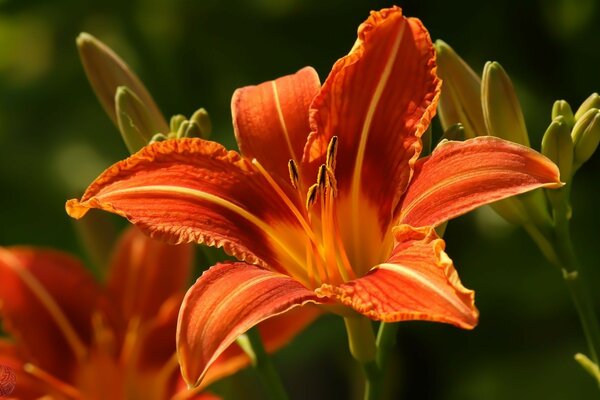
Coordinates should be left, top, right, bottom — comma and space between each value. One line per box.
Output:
288, 159, 299, 189
326, 136, 338, 171
316, 164, 327, 189
306, 184, 319, 210
327, 168, 338, 196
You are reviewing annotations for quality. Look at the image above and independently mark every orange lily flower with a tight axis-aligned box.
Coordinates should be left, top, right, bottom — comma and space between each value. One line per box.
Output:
0, 227, 316, 399
66, 6, 562, 388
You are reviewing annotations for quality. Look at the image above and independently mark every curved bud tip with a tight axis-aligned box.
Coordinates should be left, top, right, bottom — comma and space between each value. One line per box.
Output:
552, 100, 574, 129
572, 108, 600, 170
115, 86, 158, 154
542, 116, 573, 182
575, 93, 600, 121
76, 32, 169, 133
482, 61, 529, 146
434, 39, 485, 138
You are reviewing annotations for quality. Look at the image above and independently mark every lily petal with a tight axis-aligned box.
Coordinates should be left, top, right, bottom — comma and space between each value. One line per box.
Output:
176, 262, 319, 388
316, 225, 478, 329
0, 340, 47, 399
66, 139, 307, 275
232, 67, 321, 181
201, 305, 321, 388
398, 136, 563, 228
303, 7, 440, 271
304, 6, 440, 227
107, 226, 193, 324
0, 248, 101, 378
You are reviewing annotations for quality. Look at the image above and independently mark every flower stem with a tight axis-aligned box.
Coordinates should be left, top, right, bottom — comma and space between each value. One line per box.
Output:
343, 317, 380, 399
344, 317, 401, 399
552, 193, 600, 377
237, 328, 290, 400
533, 185, 600, 386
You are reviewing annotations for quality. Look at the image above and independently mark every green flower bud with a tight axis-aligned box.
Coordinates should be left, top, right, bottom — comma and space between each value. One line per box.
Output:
489, 197, 530, 226
541, 116, 573, 182
77, 32, 169, 133
177, 121, 202, 139
149, 133, 168, 144
572, 108, 600, 171
574, 93, 600, 121
482, 61, 529, 146
170, 114, 187, 134
434, 40, 485, 138
551, 100, 574, 130
191, 108, 212, 139
115, 86, 162, 154
491, 190, 553, 229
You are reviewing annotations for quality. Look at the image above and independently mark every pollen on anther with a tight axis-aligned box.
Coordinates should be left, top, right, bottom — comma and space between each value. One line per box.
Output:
316, 164, 327, 189
326, 136, 338, 171
306, 184, 319, 210
288, 159, 299, 189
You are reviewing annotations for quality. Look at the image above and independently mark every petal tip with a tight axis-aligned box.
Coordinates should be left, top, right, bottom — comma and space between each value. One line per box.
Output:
65, 199, 89, 219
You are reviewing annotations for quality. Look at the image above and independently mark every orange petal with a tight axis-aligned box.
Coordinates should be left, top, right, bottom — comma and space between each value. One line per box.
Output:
133, 294, 182, 371
316, 225, 478, 329
66, 138, 306, 275
201, 305, 321, 388
398, 137, 563, 228
107, 226, 194, 325
0, 248, 101, 379
176, 262, 319, 388
232, 67, 321, 181
304, 6, 440, 230
0, 340, 47, 399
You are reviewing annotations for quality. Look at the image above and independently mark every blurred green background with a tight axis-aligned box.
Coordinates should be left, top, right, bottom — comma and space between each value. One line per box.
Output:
1, 0, 599, 399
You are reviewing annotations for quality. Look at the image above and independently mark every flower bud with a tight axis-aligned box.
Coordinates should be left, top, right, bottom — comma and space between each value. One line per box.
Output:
191, 108, 212, 139
482, 61, 529, 146
115, 86, 162, 154
170, 114, 187, 134
571, 108, 600, 171
77, 32, 169, 133
541, 116, 573, 182
574, 93, 600, 121
434, 40, 485, 138
551, 100, 574, 130
176, 121, 203, 139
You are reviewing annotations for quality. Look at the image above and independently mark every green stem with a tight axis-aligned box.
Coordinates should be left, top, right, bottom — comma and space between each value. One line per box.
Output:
376, 322, 399, 371
237, 328, 290, 400
343, 317, 380, 399
553, 195, 600, 371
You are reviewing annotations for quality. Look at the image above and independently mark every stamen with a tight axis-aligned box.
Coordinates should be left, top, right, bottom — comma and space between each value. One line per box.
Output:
306, 184, 319, 210
319, 189, 336, 283
316, 164, 327, 189
252, 159, 326, 283
252, 159, 320, 247
326, 136, 338, 171
91, 312, 116, 356
304, 238, 318, 288
24, 363, 82, 399
120, 317, 142, 365
332, 209, 357, 282
287, 159, 300, 189
0, 249, 87, 362
327, 168, 338, 197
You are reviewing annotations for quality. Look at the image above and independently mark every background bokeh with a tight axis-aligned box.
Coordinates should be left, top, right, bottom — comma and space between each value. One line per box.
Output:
1, 0, 599, 398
